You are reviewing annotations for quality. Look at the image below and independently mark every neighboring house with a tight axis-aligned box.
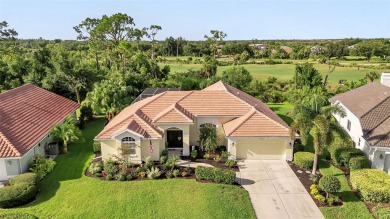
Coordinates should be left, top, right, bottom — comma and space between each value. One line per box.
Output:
0, 84, 79, 181
248, 44, 267, 51
95, 81, 292, 163
330, 81, 390, 174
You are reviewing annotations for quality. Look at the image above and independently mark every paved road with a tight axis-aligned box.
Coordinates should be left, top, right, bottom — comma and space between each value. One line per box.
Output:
236, 160, 324, 219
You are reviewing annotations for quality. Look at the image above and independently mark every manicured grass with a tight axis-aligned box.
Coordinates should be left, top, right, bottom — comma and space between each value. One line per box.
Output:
163, 63, 383, 85
267, 102, 293, 126
318, 160, 372, 219
0, 118, 255, 218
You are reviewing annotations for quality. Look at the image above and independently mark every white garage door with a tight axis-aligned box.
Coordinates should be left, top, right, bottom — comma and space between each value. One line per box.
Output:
236, 138, 286, 160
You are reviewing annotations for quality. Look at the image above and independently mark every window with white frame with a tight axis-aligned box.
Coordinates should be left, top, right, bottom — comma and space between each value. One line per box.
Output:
121, 137, 136, 155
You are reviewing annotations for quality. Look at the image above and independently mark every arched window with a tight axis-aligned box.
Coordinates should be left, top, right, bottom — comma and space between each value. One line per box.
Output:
121, 137, 136, 155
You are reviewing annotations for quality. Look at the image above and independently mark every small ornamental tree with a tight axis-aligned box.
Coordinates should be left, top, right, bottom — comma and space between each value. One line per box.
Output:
199, 123, 219, 153
51, 116, 82, 154
319, 175, 341, 198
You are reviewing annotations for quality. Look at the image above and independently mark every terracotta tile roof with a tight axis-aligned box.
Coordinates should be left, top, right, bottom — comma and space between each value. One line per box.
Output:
330, 83, 390, 147
153, 103, 194, 123
95, 81, 289, 140
223, 108, 289, 137
0, 84, 79, 158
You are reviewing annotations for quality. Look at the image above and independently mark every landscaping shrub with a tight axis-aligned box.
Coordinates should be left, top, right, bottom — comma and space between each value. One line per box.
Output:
103, 159, 118, 177
214, 155, 221, 162
314, 194, 326, 204
204, 153, 211, 159
225, 159, 236, 168
195, 166, 236, 184
221, 151, 229, 159
165, 171, 173, 179
88, 161, 103, 175
349, 156, 371, 170
160, 156, 168, 164
191, 150, 198, 159
147, 167, 161, 179
116, 171, 127, 181
9, 173, 39, 186
173, 169, 180, 178
373, 205, 390, 219
181, 171, 188, 177
0, 182, 38, 208
294, 152, 314, 169
350, 169, 390, 202
0, 212, 38, 219
161, 149, 168, 157
310, 184, 320, 196
29, 155, 56, 179
93, 141, 101, 153
144, 156, 154, 170
319, 175, 341, 198
333, 147, 364, 166
310, 174, 321, 184
80, 103, 94, 121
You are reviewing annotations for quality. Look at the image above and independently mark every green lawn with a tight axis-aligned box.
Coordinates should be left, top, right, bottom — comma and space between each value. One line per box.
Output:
0, 118, 255, 219
318, 160, 372, 219
163, 63, 382, 85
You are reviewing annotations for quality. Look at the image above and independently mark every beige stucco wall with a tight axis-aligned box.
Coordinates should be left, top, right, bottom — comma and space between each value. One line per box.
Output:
230, 137, 292, 160
0, 159, 7, 180
158, 124, 190, 156
141, 139, 161, 161
101, 140, 119, 160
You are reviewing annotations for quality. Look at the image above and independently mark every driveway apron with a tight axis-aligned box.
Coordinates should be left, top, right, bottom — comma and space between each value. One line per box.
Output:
236, 160, 324, 219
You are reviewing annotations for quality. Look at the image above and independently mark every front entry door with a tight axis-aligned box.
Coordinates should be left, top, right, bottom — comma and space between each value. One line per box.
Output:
167, 130, 183, 148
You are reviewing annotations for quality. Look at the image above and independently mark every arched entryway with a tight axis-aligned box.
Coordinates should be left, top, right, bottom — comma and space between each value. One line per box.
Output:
166, 128, 183, 148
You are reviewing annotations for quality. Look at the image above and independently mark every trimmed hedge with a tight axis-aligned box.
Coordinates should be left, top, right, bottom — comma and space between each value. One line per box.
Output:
333, 147, 364, 167
0, 212, 38, 219
349, 156, 371, 170
350, 169, 390, 203
294, 152, 314, 169
195, 166, 236, 184
319, 175, 341, 194
0, 173, 39, 208
9, 173, 39, 186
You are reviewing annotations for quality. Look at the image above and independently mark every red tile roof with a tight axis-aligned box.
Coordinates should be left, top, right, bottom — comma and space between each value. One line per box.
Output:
95, 81, 289, 140
0, 84, 79, 158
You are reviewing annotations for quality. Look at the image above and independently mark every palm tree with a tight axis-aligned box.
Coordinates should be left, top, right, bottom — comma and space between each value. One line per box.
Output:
290, 89, 346, 175
365, 71, 379, 82
51, 116, 82, 154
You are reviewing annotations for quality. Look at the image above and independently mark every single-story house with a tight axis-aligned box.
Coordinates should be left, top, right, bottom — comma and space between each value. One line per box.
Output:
0, 84, 79, 181
330, 80, 390, 174
95, 81, 292, 163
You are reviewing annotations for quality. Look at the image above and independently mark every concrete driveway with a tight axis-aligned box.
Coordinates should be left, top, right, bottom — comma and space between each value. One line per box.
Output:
236, 160, 324, 219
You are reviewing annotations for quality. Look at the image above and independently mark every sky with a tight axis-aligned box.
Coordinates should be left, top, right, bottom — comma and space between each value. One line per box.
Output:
0, 0, 389, 40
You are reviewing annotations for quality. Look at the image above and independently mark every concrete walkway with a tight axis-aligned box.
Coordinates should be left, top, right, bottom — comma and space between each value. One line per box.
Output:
236, 160, 324, 219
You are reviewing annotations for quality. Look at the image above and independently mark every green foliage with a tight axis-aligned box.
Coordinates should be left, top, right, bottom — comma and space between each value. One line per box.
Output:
191, 150, 198, 159
165, 171, 173, 179
310, 184, 319, 196
349, 156, 371, 170
293, 63, 323, 88
327, 198, 334, 206
116, 171, 127, 181
213, 155, 221, 162
0, 182, 38, 208
161, 149, 168, 157
29, 155, 56, 179
173, 169, 180, 178
88, 161, 103, 175
333, 147, 364, 166
319, 175, 341, 197
373, 205, 390, 219
225, 159, 236, 168
195, 166, 236, 184
144, 156, 154, 170
103, 158, 118, 177
160, 155, 168, 164
350, 169, 390, 203
314, 194, 326, 204
168, 155, 180, 172
221, 66, 253, 90
146, 167, 161, 179
294, 152, 314, 169
220, 150, 229, 159
9, 173, 39, 186
50, 115, 82, 154
93, 141, 101, 153
0, 212, 38, 219
80, 102, 94, 121
204, 152, 211, 159
199, 123, 218, 153
310, 174, 321, 184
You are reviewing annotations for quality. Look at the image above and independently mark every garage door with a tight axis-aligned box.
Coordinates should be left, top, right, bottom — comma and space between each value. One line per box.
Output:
236, 138, 286, 160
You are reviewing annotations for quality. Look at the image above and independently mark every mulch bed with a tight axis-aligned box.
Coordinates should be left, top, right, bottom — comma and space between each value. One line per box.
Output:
287, 161, 343, 207
180, 156, 239, 172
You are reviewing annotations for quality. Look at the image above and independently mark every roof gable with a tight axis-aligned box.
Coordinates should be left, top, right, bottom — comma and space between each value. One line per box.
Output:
0, 84, 79, 158
153, 103, 193, 123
